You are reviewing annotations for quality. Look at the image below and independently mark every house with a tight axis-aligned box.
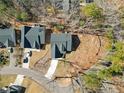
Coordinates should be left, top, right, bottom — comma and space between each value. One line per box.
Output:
0, 28, 16, 48
21, 26, 45, 49
80, 0, 94, 6
8, 85, 26, 93
0, 89, 6, 93
50, 0, 79, 13
51, 33, 72, 58
0, 85, 26, 93
85, 0, 94, 3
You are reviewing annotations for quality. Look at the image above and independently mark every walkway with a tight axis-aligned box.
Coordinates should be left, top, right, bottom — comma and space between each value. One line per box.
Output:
9, 48, 17, 67
45, 59, 59, 79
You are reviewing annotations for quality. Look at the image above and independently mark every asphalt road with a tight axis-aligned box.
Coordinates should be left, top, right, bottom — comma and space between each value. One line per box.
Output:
0, 67, 74, 93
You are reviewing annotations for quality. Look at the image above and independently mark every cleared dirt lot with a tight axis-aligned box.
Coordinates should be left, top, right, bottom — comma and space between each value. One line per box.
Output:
67, 34, 108, 69
22, 77, 49, 93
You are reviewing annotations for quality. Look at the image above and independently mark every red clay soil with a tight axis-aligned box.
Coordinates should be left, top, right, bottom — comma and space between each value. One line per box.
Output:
66, 34, 108, 70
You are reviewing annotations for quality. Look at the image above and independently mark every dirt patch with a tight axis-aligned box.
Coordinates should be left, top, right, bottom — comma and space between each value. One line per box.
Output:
54, 62, 73, 87
29, 45, 50, 68
22, 77, 49, 93
66, 34, 108, 70
0, 75, 16, 88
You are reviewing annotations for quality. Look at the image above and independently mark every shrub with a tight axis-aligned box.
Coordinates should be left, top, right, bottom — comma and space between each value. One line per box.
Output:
20, 12, 29, 21
79, 20, 85, 27
15, 12, 29, 21
0, 2, 6, 12
81, 3, 103, 19
98, 69, 111, 80
83, 72, 102, 91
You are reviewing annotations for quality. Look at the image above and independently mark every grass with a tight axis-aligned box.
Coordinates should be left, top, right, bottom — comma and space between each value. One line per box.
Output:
0, 75, 16, 88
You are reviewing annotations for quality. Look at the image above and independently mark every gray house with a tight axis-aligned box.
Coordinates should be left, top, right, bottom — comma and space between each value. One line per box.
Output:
85, 0, 94, 3
50, 0, 79, 13
0, 28, 16, 48
21, 26, 45, 49
0, 89, 6, 93
0, 85, 26, 93
8, 85, 26, 93
51, 33, 72, 58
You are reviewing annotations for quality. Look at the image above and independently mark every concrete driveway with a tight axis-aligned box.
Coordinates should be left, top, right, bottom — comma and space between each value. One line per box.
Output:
13, 49, 31, 85
45, 59, 59, 79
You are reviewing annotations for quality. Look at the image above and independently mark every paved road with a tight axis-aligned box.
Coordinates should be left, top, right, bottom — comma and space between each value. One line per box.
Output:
0, 67, 74, 93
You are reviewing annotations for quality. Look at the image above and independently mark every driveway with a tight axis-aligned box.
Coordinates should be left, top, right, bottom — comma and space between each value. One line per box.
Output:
9, 48, 17, 67
45, 59, 59, 79
13, 49, 31, 85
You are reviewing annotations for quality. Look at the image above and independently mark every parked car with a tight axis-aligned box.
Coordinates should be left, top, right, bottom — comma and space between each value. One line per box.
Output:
23, 57, 28, 63
8, 47, 14, 53
29, 51, 32, 57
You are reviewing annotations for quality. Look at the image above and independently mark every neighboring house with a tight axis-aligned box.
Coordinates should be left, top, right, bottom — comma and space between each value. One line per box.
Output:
21, 26, 45, 49
50, 0, 79, 13
8, 85, 26, 93
80, 0, 104, 9
80, 0, 94, 6
0, 85, 26, 93
85, 0, 94, 3
0, 89, 6, 93
0, 28, 16, 48
51, 33, 72, 58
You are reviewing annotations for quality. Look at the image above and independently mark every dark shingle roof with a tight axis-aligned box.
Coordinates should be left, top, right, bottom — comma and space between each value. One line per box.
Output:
0, 28, 16, 48
21, 26, 45, 49
85, 0, 94, 3
0, 85, 26, 93
9, 85, 26, 93
51, 33, 72, 58
0, 89, 7, 93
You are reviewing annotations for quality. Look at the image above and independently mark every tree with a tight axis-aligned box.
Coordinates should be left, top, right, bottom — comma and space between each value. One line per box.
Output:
83, 72, 102, 91
20, 12, 29, 21
100, 41, 124, 79
0, 1, 6, 13
81, 3, 103, 19
15, 11, 29, 21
